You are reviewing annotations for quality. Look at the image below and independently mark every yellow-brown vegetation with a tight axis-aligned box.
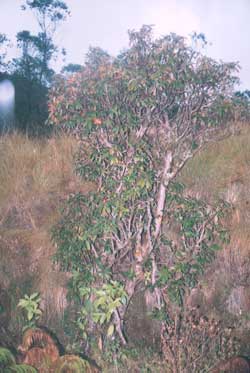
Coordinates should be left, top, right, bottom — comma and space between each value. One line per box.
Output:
17, 328, 99, 372
0, 132, 93, 336
2, 123, 250, 370
179, 123, 250, 352
22, 347, 54, 372
19, 328, 59, 357
52, 354, 98, 373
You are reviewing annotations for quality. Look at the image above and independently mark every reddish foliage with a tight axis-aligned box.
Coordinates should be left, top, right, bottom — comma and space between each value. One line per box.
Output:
212, 356, 250, 373
18, 328, 59, 371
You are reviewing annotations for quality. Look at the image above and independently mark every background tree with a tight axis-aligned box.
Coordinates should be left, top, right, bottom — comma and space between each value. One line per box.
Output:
0, 33, 9, 71
8, 0, 69, 134
61, 63, 83, 75
21, 0, 69, 85
50, 26, 240, 361
10, 30, 50, 134
14, 31, 40, 81
85, 46, 112, 70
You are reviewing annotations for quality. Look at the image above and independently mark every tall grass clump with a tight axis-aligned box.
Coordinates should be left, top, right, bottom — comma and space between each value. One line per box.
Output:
0, 132, 79, 208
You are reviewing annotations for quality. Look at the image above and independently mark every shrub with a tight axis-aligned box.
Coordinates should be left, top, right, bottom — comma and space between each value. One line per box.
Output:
49, 25, 238, 353
161, 307, 240, 373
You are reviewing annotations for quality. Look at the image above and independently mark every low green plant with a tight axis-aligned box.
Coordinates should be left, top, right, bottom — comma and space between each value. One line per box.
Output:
102, 339, 126, 368
75, 279, 127, 342
0, 346, 38, 372
18, 292, 42, 329
0, 347, 16, 369
5, 364, 38, 372
155, 182, 230, 310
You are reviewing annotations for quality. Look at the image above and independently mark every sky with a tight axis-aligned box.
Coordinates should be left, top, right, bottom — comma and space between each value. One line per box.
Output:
0, 0, 249, 89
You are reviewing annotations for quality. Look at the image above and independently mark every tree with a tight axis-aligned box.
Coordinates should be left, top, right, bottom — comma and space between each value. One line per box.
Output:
20, 0, 69, 85
50, 26, 239, 353
9, 0, 69, 134
15, 29, 56, 84
85, 46, 112, 70
61, 63, 83, 75
0, 34, 9, 71
22, 0, 69, 32
10, 30, 49, 133
14, 31, 42, 81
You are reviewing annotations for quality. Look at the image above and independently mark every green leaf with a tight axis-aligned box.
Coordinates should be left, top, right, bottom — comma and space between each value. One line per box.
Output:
27, 311, 33, 321
29, 292, 39, 300
107, 324, 115, 337
121, 295, 127, 305
100, 313, 107, 325
211, 244, 220, 251
17, 300, 26, 308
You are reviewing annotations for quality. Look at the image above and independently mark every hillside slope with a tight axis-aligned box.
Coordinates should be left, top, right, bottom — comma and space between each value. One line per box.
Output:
0, 133, 93, 343
179, 123, 250, 353
1, 124, 250, 365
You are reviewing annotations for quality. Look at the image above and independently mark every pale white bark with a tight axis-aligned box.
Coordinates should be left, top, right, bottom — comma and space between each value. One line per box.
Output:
154, 151, 173, 241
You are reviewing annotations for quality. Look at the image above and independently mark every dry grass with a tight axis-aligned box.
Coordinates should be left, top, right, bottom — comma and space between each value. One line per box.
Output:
179, 125, 250, 256
0, 132, 95, 343
179, 123, 250, 346
0, 131, 94, 249
0, 132, 79, 206
179, 124, 250, 201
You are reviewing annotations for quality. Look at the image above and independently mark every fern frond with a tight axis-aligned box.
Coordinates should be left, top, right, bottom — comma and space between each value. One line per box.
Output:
4, 364, 38, 372
0, 347, 15, 368
54, 354, 93, 373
